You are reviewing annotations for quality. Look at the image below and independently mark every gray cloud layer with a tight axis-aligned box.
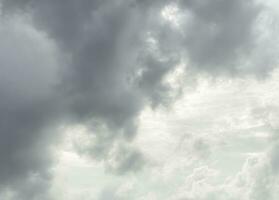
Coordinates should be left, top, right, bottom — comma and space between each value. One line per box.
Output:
0, 17, 62, 199
180, 0, 261, 71
0, 0, 276, 199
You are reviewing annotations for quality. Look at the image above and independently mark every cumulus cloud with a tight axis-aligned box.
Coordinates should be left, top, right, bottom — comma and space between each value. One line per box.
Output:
0, 0, 279, 199
0, 0, 179, 198
168, 147, 278, 200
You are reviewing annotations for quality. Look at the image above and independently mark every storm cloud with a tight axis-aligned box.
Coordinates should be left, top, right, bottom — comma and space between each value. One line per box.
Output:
0, 0, 277, 199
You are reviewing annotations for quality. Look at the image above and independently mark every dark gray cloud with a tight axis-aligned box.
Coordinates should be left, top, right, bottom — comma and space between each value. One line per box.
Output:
0, 15, 61, 199
0, 0, 275, 199
161, 0, 276, 77
178, 0, 262, 74
183, 0, 260, 64
0, 0, 177, 198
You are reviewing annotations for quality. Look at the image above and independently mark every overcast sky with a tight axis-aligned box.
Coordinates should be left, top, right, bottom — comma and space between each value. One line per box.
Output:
1, 0, 279, 199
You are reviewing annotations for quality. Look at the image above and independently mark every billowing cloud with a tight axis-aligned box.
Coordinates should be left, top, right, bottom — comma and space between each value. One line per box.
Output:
0, 0, 179, 198
0, 0, 279, 199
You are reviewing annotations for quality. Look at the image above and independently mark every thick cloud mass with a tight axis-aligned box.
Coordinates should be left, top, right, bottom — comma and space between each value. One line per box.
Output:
180, 0, 260, 69
0, 1, 176, 198
0, 0, 278, 199
0, 16, 60, 199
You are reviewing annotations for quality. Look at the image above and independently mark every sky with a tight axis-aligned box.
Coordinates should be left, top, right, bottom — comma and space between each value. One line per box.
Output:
0, 0, 279, 199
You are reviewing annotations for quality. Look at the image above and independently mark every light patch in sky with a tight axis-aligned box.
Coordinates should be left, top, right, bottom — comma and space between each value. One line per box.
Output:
50, 68, 279, 199
161, 3, 181, 27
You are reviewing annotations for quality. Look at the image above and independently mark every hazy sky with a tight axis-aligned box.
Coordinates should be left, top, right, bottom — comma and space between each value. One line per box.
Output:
0, 0, 279, 199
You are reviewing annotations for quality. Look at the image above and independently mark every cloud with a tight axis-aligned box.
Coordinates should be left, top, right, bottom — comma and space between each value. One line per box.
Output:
0, 13, 63, 199
171, 0, 277, 77
105, 143, 146, 174
180, 0, 260, 66
170, 154, 278, 200
0, 0, 179, 198
0, 0, 279, 199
